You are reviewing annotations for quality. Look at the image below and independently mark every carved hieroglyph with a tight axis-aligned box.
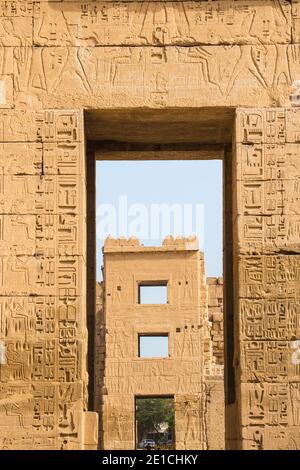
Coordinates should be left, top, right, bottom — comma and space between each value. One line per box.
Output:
0, 1, 297, 108
234, 108, 300, 450
33, 1, 292, 46
0, 0, 299, 451
0, 110, 98, 450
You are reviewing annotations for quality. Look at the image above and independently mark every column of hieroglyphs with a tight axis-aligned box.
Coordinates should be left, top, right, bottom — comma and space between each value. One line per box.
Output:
233, 108, 300, 450
0, 109, 99, 450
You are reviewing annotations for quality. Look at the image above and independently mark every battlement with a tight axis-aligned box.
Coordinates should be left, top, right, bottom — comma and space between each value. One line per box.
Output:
103, 235, 200, 253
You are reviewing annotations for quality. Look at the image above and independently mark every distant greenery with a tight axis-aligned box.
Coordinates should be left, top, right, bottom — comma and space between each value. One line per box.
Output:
136, 398, 174, 443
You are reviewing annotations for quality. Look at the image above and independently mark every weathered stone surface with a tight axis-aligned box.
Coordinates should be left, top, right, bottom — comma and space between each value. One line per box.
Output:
239, 298, 300, 342
98, 237, 207, 450
233, 107, 300, 450
0, 0, 299, 452
236, 108, 300, 144
0, 106, 91, 450
207, 277, 224, 365
10, 44, 300, 109
241, 425, 300, 450
0, 109, 83, 142
96, 240, 224, 449
237, 254, 300, 299
33, 1, 292, 47
292, 0, 300, 43
203, 377, 225, 450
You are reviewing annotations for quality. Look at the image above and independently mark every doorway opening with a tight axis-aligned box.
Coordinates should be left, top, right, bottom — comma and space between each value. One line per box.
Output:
135, 396, 175, 450
85, 107, 236, 449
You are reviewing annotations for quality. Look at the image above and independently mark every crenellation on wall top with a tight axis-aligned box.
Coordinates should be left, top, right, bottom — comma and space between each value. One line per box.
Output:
103, 235, 199, 253
207, 277, 223, 286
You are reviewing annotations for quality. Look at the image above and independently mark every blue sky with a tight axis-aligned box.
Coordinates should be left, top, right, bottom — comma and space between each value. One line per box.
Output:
96, 160, 223, 281
139, 335, 169, 358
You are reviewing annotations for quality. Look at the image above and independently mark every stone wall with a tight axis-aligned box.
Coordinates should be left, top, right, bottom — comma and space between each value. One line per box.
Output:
0, 0, 296, 110
99, 236, 207, 450
204, 368, 225, 450
95, 247, 225, 450
233, 108, 300, 450
0, 0, 299, 450
95, 281, 105, 449
204, 278, 225, 450
207, 277, 224, 365
0, 110, 98, 450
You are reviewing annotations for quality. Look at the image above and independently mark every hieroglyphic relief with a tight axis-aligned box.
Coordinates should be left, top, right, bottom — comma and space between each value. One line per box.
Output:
234, 108, 300, 450
235, 109, 300, 254
236, 107, 300, 144
103, 396, 134, 449
11, 44, 300, 108
0, 1, 296, 110
207, 277, 224, 365
33, 1, 292, 47
0, 0, 298, 452
0, 1, 33, 44
174, 323, 201, 358
243, 425, 300, 450
240, 299, 300, 341
241, 380, 300, 436
175, 394, 204, 450
0, 174, 84, 215
292, 0, 300, 43
0, 1, 34, 108
238, 254, 300, 299
0, 143, 43, 175
0, 108, 96, 450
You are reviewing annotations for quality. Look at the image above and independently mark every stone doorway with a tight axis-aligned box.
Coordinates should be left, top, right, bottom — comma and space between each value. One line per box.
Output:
135, 396, 175, 450
0, 0, 299, 451
86, 107, 234, 449
0, 106, 298, 450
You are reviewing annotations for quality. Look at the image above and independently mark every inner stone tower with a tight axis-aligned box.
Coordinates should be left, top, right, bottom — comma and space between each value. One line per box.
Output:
94, 236, 225, 450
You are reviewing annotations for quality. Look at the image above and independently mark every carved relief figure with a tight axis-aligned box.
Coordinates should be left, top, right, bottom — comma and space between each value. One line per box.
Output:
110, 406, 129, 442
107, 320, 131, 359
177, 46, 223, 96
225, 45, 269, 96
290, 383, 300, 426
180, 399, 201, 446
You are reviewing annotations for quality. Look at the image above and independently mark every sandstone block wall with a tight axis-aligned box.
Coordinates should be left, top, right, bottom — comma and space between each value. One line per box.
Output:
207, 277, 224, 365
0, 110, 98, 449
233, 108, 300, 450
100, 236, 207, 450
0, 1, 296, 110
95, 262, 225, 450
204, 277, 225, 450
204, 373, 225, 450
0, 0, 299, 450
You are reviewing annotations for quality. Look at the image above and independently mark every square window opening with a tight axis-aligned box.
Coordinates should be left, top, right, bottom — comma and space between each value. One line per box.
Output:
138, 334, 169, 358
138, 282, 168, 305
